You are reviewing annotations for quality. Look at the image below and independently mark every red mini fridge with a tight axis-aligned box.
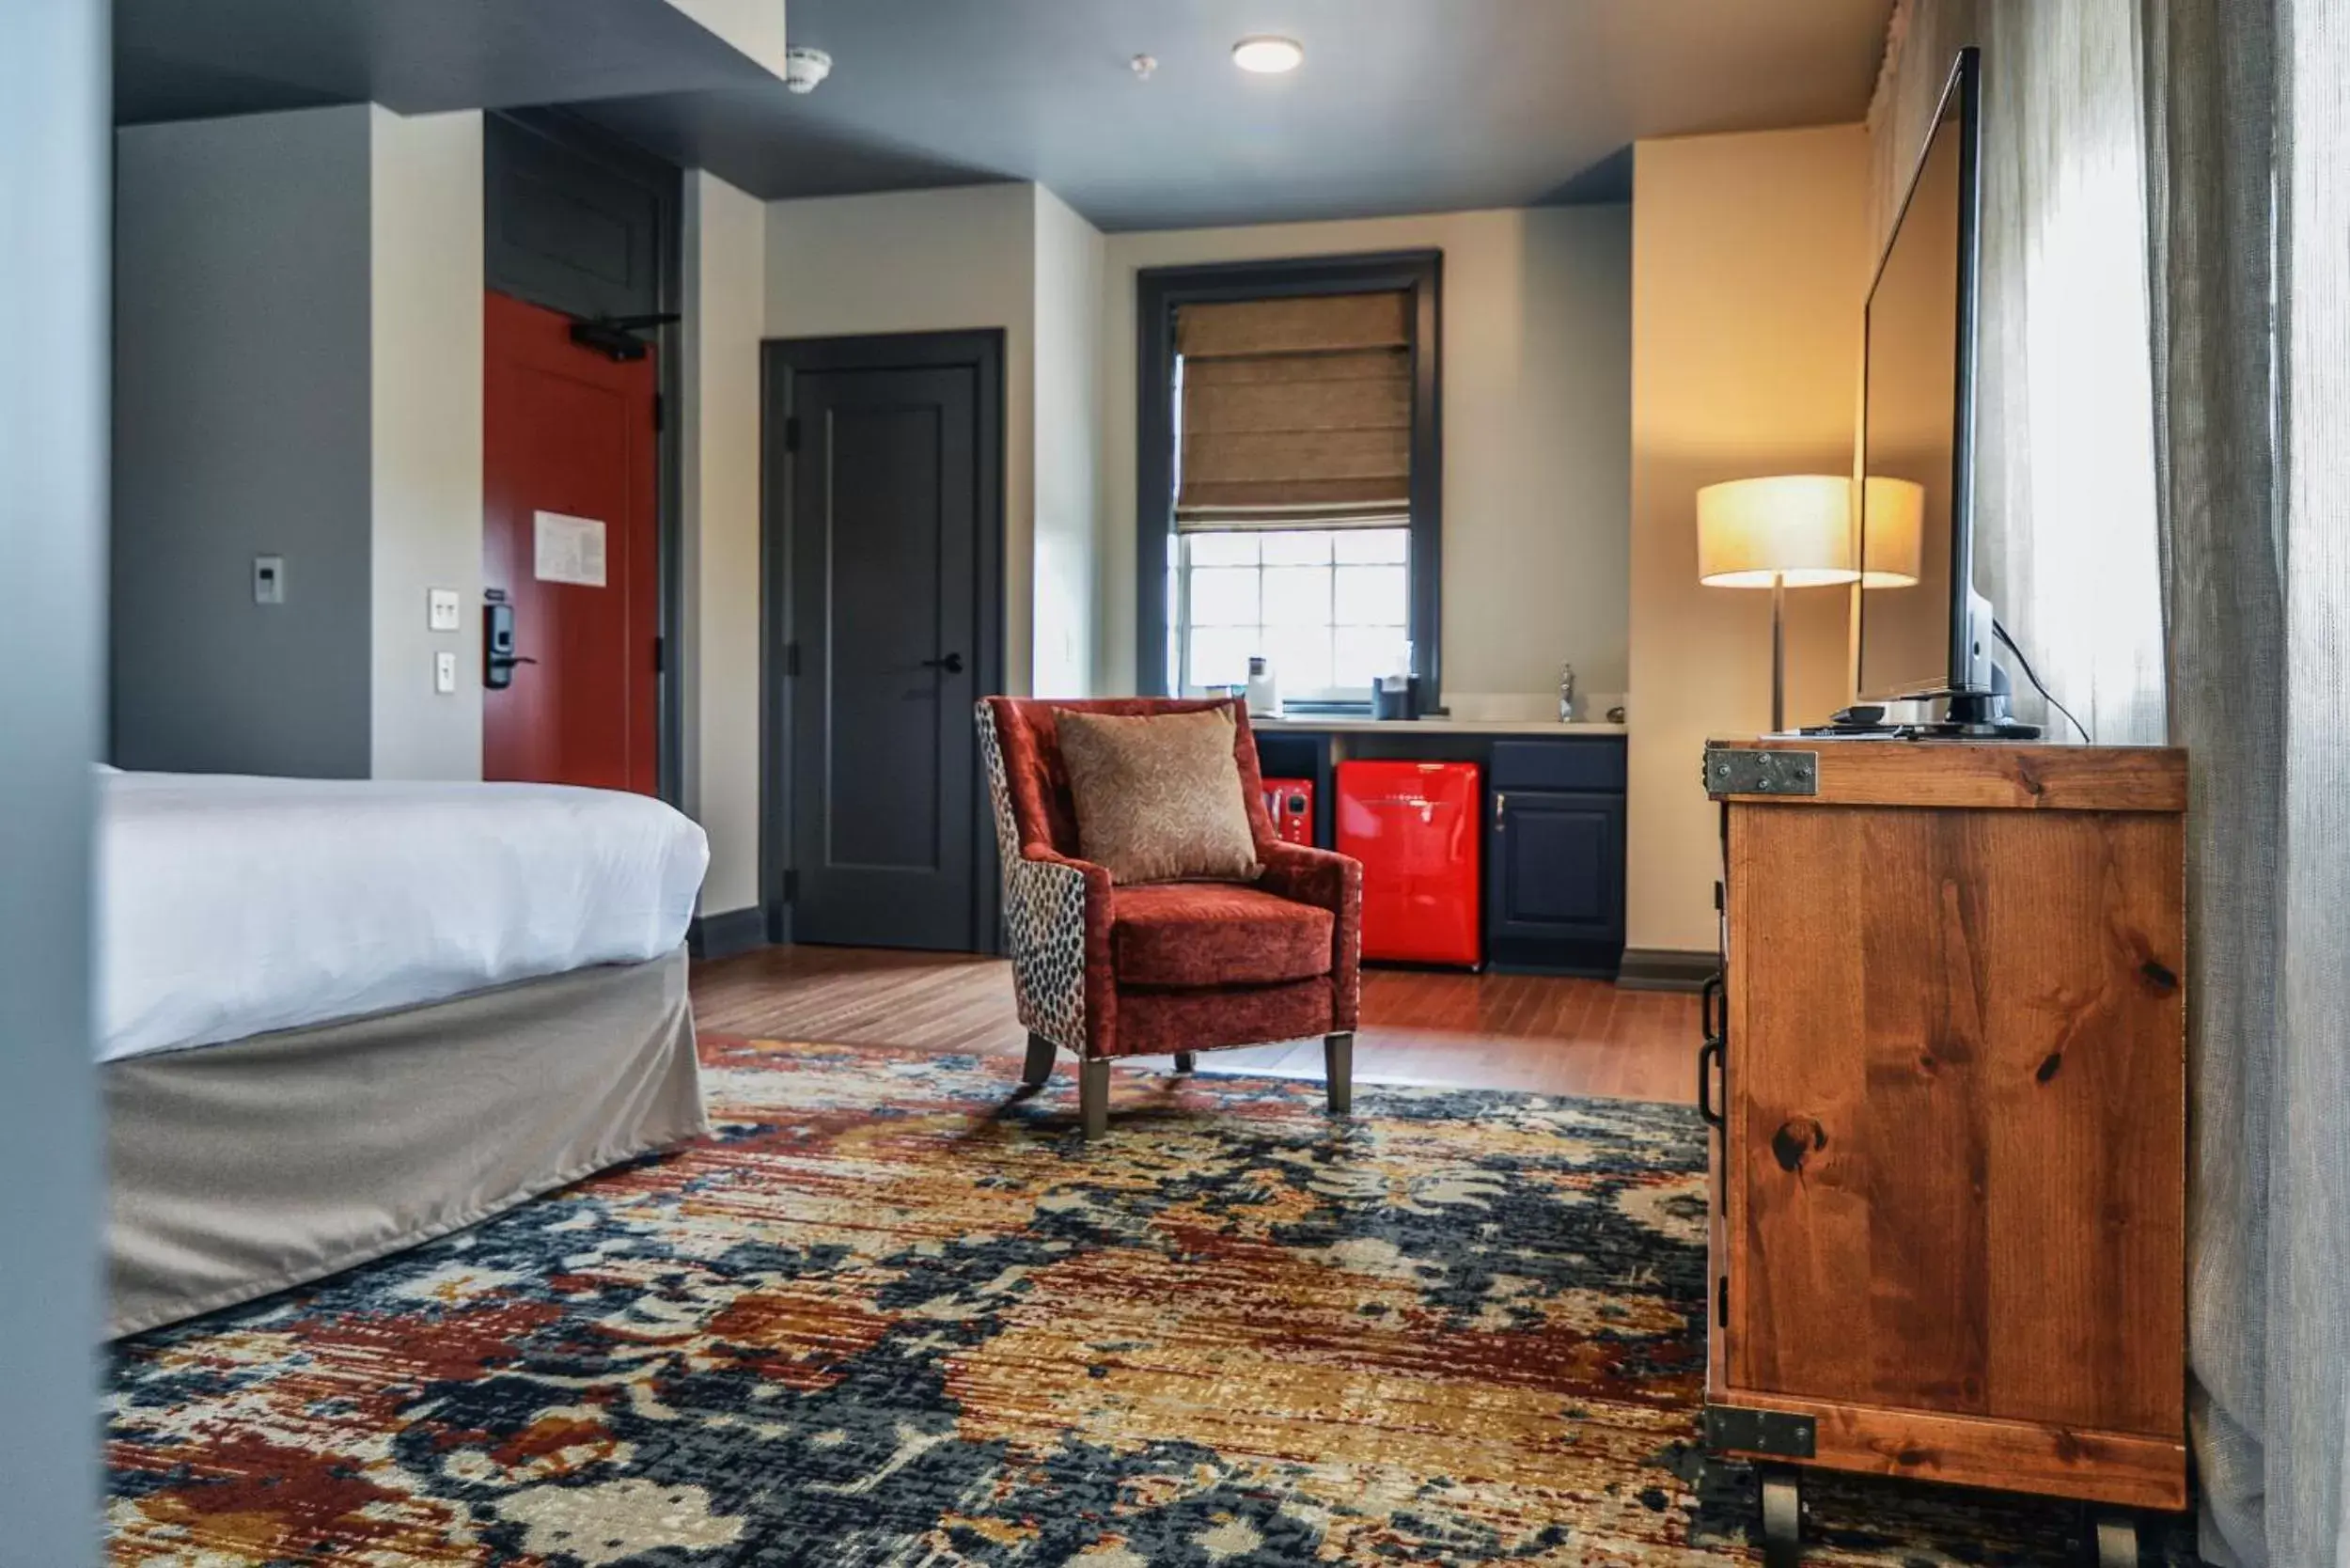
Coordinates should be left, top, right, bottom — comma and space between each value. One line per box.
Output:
1335, 760, 1482, 967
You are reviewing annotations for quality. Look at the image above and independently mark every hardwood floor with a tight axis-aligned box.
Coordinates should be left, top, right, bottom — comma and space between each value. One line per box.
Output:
692, 945, 1698, 1105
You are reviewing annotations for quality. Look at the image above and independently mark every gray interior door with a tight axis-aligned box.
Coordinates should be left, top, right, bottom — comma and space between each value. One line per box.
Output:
775, 335, 1001, 950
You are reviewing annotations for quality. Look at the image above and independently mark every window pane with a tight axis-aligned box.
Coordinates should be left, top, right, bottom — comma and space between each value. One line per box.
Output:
1260, 530, 1334, 566
1336, 564, 1408, 625
1335, 527, 1410, 564
1335, 626, 1409, 690
1189, 567, 1260, 626
1261, 565, 1333, 627
1261, 625, 1333, 696
1187, 627, 1256, 691
1185, 531, 1259, 567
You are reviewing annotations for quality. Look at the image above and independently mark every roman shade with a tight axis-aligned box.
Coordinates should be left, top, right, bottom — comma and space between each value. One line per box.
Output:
1175, 290, 1412, 529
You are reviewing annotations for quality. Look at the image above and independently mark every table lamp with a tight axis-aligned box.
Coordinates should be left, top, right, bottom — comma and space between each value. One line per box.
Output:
1697, 475, 1858, 731
1858, 476, 1925, 588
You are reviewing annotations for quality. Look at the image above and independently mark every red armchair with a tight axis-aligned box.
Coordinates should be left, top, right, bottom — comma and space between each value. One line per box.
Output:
977, 697, 1363, 1137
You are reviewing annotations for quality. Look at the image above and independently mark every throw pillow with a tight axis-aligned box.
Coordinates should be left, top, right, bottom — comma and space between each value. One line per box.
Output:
1054, 706, 1261, 885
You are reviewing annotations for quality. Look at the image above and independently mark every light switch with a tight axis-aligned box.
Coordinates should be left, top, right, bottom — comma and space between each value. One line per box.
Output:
427, 588, 462, 632
433, 651, 458, 695
253, 556, 285, 605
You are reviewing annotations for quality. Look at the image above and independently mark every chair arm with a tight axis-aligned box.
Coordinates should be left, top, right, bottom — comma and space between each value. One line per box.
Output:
1255, 841, 1358, 915
1257, 842, 1362, 1033
1000, 843, 1115, 1056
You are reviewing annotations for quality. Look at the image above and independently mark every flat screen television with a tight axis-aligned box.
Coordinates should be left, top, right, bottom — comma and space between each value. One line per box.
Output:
1856, 46, 2029, 734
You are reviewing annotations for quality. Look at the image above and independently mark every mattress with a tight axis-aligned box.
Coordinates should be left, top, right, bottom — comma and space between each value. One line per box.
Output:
98, 770, 710, 1063
107, 947, 705, 1338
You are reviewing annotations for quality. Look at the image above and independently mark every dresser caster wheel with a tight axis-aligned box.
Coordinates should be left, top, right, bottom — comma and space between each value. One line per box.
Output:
1759, 1462, 1803, 1568
2089, 1508, 2138, 1567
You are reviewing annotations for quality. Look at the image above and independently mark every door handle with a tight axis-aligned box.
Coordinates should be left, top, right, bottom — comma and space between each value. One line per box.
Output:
921, 651, 965, 675
483, 594, 537, 690
1697, 973, 1727, 1128
1492, 790, 1507, 828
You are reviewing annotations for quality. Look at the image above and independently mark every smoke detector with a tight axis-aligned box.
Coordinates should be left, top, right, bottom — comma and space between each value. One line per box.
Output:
782, 45, 833, 94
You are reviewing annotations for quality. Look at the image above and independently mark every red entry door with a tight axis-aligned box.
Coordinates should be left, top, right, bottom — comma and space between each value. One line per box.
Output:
482, 290, 660, 793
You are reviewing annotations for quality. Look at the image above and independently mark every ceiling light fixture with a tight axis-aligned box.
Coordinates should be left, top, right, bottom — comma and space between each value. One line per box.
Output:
782, 45, 832, 94
1231, 36, 1304, 74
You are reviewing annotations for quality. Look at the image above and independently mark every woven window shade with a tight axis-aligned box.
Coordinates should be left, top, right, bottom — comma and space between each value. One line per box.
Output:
1175, 291, 1412, 528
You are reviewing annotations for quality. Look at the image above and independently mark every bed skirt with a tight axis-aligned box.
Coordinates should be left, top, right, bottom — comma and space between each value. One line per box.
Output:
105, 946, 706, 1339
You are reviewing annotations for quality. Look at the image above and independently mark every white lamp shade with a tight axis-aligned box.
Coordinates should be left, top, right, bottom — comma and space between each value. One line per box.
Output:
1696, 475, 1858, 588
1859, 476, 1925, 588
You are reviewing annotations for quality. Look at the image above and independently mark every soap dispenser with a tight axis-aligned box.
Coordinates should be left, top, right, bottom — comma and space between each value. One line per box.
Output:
1558, 663, 1578, 723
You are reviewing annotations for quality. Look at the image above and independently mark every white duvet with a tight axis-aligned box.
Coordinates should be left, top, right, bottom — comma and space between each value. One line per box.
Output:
98, 771, 710, 1063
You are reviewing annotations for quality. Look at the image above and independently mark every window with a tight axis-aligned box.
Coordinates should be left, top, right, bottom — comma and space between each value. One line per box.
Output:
1136, 252, 1442, 710
1179, 526, 1411, 700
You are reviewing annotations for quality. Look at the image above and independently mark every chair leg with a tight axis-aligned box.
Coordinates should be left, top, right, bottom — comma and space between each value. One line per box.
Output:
1173, 1051, 1197, 1074
1324, 1032, 1354, 1115
1079, 1058, 1111, 1139
1022, 1031, 1057, 1087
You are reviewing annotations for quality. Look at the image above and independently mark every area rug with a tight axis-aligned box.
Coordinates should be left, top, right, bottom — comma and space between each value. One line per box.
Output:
107, 1037, 2195, 1566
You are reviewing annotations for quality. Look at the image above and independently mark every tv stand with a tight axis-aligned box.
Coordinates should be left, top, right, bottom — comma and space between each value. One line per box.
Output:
1700, 739, 2187, 1559
1939, 688, 2041, 739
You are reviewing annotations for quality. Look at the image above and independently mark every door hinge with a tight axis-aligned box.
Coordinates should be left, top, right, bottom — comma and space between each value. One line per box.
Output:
783, 642, 801, 678
652, 392, 666, 432
783, 415, 801, 453
652, 635, 666, 675
780, 869, 798, 903
1717, 1275, 1730, 1329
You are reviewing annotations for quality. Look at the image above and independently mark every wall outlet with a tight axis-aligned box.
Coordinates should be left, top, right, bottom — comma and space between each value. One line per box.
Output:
433, 651, 458, 695
253, 556, 285, 605
427, 588, 462, 632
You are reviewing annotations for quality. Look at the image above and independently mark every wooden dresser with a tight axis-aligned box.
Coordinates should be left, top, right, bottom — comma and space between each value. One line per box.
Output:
1698, 739, 2187, 1566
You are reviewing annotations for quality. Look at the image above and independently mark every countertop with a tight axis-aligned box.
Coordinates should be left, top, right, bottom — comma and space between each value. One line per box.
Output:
1250, 715, 1628, 737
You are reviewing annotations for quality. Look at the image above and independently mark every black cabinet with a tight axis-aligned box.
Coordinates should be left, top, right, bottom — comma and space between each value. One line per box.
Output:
1487, 787, 1625, 976
1252, 728, 1627, 976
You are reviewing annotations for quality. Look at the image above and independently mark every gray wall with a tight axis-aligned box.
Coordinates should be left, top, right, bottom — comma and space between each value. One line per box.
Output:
0, 0, 104, 1556
113, 106, 375, 776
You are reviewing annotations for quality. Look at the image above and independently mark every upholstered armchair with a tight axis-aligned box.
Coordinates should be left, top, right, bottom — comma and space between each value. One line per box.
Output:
976, 697, 1363, 1138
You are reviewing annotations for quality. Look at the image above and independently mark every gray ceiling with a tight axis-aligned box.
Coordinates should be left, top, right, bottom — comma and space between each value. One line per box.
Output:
576, 0, 1895, 230
113, 0, 780, 125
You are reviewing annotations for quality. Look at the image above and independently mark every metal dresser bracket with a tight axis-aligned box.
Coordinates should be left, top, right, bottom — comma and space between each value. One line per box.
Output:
1703, 746, 1819, 799
1701, 1403, 1819, 1460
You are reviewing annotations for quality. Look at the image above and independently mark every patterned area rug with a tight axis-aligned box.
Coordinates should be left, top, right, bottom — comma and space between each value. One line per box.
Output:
108, 1037, 2196, 1565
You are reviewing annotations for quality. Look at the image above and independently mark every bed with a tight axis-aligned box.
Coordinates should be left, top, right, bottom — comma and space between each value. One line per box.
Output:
98, 770, 713, 1338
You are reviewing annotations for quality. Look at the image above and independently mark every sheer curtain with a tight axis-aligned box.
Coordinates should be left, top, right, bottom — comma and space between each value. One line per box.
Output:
2143, 0, 2350, 1562
1878, 3, 2350, 1560
1869, 0, 2166, 745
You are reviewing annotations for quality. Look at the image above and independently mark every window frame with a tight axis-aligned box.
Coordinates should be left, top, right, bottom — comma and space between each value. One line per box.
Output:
1136, 250, 1444, 713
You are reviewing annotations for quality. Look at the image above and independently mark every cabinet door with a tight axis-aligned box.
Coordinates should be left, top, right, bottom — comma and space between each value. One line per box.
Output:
1487, 788, 1625, 944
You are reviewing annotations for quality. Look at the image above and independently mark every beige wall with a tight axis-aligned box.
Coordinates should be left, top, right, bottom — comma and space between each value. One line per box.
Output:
1031, 186, 1106, 698
763, 183, 1041, 692
661, 0, 789, 76
1627, 123, 1870, 954
1096, 205, 1633, 707
113, 105, 487, 781
683, 170, 767, 917
368, 107, 484, 781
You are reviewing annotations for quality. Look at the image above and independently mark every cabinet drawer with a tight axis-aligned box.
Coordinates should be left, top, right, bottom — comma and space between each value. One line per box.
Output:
1489, 738, 1627, 792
